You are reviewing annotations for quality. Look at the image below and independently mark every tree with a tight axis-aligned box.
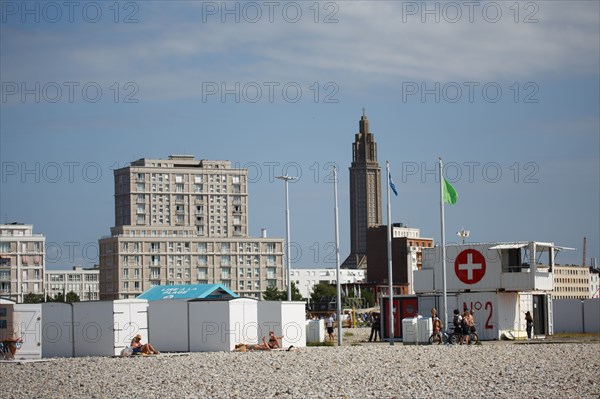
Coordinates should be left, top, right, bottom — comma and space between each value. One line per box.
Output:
262, 282, 303, 301
23, 293, 44, 303
66, 291, 80, 303
52, 292, 65, 302
361, 289, 376, 308
289, 282, 303, 301
310, 283, 337, 306
262, 286, 281, 301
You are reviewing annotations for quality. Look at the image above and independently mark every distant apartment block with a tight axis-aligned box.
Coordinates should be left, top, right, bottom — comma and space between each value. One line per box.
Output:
290, 268, 366, 299
552, 264, 595, 299
0, 223, 45, 302
45, 266, 100, 301
99, 155, 285, 300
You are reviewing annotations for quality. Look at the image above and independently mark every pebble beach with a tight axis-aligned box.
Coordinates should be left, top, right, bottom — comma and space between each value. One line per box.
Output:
2, 330, 599, 399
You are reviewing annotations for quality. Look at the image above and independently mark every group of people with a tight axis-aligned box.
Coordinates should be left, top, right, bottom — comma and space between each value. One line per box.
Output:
452, 308, 476, 344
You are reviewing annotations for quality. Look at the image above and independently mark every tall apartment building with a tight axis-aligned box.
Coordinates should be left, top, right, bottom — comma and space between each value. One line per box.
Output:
45, 266, 100, 301
0, 223, 45, 302
342, 111, 382, 269
552, 264, 593, 299
99, 155, 285, 300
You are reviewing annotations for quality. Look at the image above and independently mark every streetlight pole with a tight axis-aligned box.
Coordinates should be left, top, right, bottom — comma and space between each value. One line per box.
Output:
276, 175, 297, 301
333, 165, 342, 346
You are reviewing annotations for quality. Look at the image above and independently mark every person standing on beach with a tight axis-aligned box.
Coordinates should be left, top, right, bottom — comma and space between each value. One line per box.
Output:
525, 311, 534, 339
468, 309, 476, 334
368, 313, 381, 342
326, 313, 335, 342
460, 310, 470, 345
431, 308, 442, 334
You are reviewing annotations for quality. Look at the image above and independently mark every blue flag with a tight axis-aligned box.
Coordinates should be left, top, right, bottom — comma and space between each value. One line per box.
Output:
389, 173, 398, 196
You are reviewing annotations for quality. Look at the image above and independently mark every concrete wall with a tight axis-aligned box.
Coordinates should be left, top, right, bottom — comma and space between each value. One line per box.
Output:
583, 299, 600, 333
188, 298, 258, 352
148, 300, 189, 352
553, 299, 583, 333
553, 298, 599, 333
42, 303, 73, 358
257, 301, 306, 348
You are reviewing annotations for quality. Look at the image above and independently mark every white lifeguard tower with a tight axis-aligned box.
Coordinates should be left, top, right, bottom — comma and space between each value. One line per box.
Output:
414, 241, 573, 340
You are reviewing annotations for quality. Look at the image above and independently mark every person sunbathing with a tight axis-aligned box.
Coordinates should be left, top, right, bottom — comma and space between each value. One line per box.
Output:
130, 334, 160, 355
1, 337, 23, 360
233, 343, 268, 352
266, 331, 284, 349
233, 332, 297, 352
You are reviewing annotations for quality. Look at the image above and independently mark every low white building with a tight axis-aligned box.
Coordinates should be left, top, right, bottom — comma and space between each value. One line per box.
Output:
552, 264, 594, 300
290, 268, 366, 299
45, 266, 100, 301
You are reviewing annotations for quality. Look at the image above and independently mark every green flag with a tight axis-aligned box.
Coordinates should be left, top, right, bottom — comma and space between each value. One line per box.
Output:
443, 178, 458, 205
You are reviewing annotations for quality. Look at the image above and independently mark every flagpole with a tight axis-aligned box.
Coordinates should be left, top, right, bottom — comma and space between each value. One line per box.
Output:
333, 165, 342, 346
386, 161, 394, 345
439, 157, 448, 333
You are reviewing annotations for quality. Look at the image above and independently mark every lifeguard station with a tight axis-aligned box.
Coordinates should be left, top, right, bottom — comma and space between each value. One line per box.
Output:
414, 241, 573, 340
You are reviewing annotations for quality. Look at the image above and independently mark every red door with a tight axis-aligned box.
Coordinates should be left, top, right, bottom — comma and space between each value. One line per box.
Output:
382, 296, 418, 339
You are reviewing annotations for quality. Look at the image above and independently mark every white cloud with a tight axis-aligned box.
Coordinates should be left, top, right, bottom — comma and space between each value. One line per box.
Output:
2, 1, 598, 101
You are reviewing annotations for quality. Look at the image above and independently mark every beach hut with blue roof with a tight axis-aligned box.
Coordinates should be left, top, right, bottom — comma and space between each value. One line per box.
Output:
145, 284, 250, 352
138, 283, 238, 301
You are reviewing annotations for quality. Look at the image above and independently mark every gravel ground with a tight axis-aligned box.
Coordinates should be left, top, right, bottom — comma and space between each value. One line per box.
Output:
2, 336, 598, 399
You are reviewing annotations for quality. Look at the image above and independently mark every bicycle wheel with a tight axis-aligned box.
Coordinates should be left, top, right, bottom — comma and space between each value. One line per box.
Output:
429, 333, 442, 345
449, 333, 460, 345
469, 332, 479, 345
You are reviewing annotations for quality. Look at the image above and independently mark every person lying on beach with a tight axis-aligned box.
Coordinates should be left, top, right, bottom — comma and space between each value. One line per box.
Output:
233, 332, 298, 352
233, 343, 269, 352
130, 334, 160, 355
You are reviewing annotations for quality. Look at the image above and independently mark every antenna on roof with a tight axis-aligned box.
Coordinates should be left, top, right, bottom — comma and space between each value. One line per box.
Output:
457, 228, 470, 245
582, 237, 586, 267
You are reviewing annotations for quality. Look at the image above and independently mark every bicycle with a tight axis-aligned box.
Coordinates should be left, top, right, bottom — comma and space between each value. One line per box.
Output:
429, 329, 450, 345
449, 328, 478, 345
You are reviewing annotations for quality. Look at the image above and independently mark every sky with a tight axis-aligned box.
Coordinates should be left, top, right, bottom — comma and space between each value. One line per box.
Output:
1, 0, 599, 270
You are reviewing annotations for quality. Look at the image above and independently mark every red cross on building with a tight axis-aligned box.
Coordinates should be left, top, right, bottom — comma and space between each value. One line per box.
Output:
454, 249, 486, 285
